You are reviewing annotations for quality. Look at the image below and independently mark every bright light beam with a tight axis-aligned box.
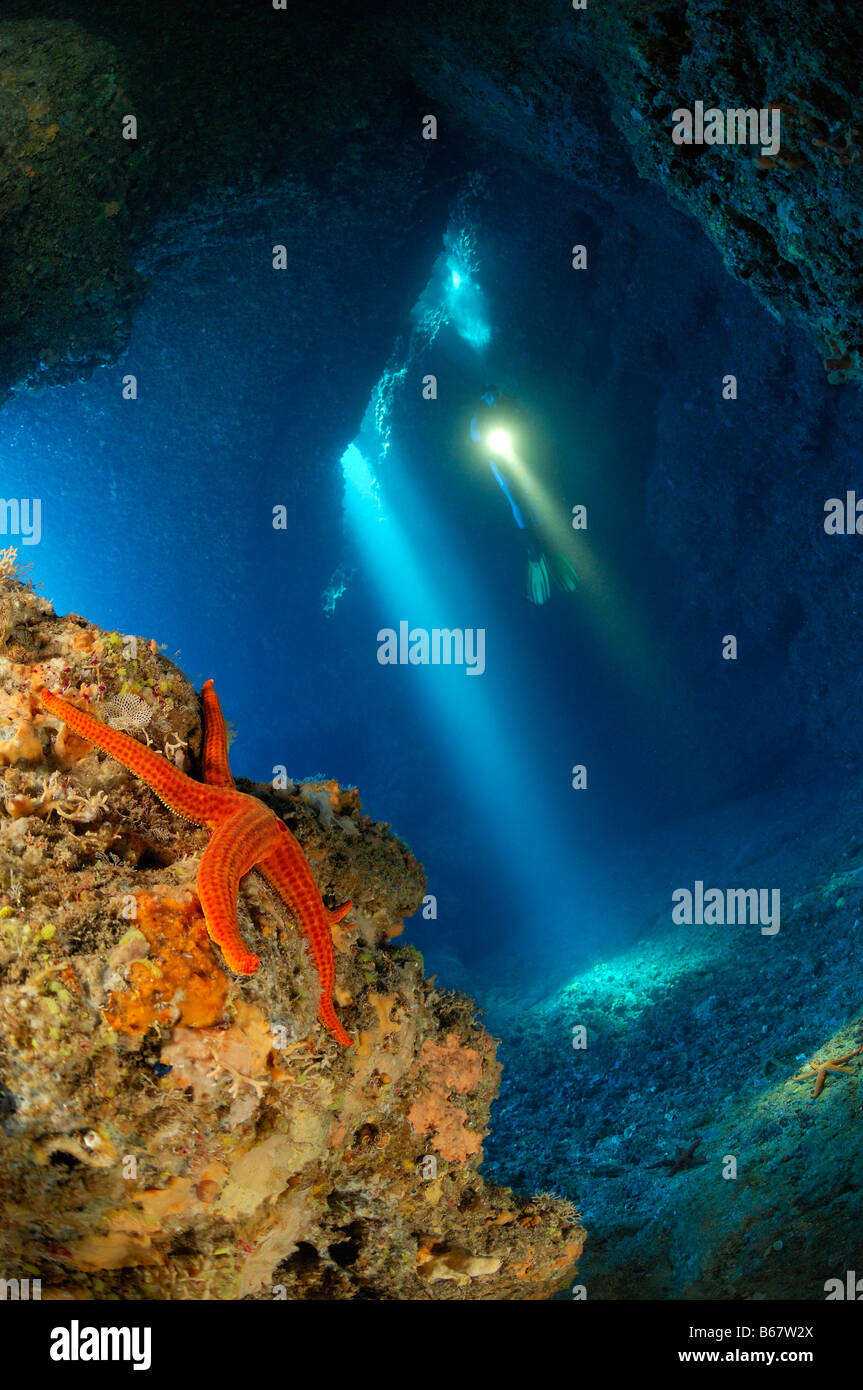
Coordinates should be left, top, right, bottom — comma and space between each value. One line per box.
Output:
486, 428, 514, 459
496, 444, 701, 748
341, 417, 586, 941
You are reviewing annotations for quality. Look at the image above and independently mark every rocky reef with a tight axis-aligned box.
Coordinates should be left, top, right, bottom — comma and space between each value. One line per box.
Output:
586, 1, 863, 386
0, 565, 582, 1299
482, 772, 863, 1300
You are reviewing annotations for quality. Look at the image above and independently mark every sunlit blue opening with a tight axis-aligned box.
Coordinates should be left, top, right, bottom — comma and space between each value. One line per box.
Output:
335, 227, 586, 962
443, 253, 490, 350
340, 441, 381, 509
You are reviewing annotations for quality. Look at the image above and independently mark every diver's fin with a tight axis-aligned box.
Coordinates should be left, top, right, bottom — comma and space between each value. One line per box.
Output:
548, 551, 580, 593
527, 555, 551, 605
327, 900, 353, 926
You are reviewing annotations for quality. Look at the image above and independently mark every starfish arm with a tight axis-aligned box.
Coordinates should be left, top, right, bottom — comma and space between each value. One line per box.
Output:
197, 799, 282, 974
200, 679, 236, 789
258, 833, 353, 1045
317, 995, 353, 1050
793, 1053, 859, 1097
256, 836, 337, 986
41, 688, 233, 827
43, 683, 352, 1048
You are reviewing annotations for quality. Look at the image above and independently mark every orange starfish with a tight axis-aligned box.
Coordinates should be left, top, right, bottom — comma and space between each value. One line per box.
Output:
791, 1046, 863, 1098
40, 681, 353, 1046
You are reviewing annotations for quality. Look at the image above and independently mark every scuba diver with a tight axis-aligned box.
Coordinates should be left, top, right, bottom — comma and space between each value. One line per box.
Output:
469, 385, 579, 605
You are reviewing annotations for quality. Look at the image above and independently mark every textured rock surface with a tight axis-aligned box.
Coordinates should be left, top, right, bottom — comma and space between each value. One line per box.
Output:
482, 773, 863, 1299
0, 18, 144, 397
0, 566, 582, 1299
588, 0, 863, 385
402, 0, 863, 383
2, 2, 860, 401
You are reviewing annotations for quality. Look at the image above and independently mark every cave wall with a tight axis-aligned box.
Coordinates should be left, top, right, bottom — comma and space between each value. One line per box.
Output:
0, 1, 459, 611
2, 0, 862, 791
3, 0, 860, 407
0, 0, 453, 482
396, 0, 863, 383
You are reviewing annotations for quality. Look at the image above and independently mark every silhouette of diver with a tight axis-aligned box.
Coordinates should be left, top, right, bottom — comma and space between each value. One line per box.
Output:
469, 385, 579, 605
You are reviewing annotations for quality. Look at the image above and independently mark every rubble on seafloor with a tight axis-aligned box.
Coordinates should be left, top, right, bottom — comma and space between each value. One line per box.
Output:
0, 568, 583, 1299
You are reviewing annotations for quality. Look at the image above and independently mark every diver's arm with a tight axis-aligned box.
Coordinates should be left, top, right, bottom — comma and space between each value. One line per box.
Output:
469, 415, 482, 443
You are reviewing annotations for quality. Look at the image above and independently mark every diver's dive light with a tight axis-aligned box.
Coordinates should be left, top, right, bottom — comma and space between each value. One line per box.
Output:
487, 427, 514, 459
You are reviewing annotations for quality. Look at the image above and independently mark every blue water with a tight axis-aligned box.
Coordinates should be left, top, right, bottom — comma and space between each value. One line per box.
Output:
6, 178, 863, 1273
6, 213, 845, 965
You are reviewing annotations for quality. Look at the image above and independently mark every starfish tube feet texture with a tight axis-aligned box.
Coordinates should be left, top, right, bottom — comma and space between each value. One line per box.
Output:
40, 686, 236, 828
201, 677, 236, 789
197, 801, 284, 974
39, 683, 354, 1045
318, 995, 353, 1050
258, 837, 354, 1046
